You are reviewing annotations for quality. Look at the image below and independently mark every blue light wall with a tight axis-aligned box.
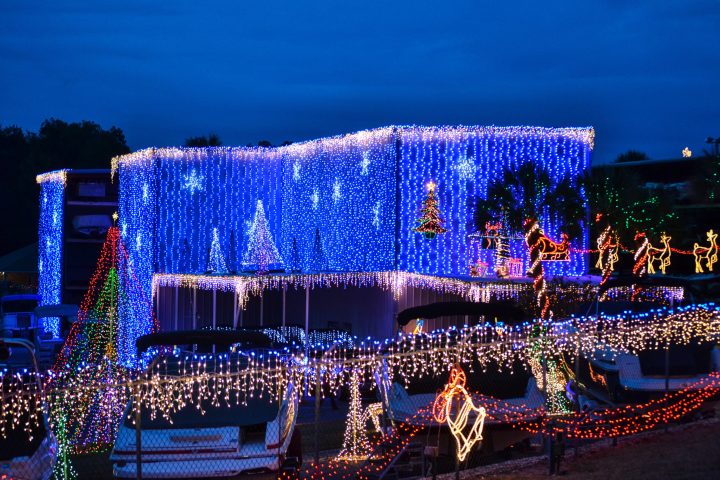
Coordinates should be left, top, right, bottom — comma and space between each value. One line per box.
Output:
37, 170, 66, 337
280, 129, 397, 271
397, 127, 592, 276
153, 148, 283, 274
115, 125, 593, 335
116, 153, 156, 365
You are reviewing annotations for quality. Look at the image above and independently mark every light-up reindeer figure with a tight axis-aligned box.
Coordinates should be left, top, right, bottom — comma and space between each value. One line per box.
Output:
647, 233, 671, 275
693, 229, 718, 273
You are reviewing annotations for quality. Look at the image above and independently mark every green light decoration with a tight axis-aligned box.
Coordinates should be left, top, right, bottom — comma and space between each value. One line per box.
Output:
52, 226, 153, 453
50, 406, 78, 480
528, 325, 572, 415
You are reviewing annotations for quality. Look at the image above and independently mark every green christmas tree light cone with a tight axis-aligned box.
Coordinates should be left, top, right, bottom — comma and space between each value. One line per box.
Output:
52, 226, 155, 453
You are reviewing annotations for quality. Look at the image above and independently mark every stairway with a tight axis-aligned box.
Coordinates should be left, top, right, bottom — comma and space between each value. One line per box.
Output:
367, 442, 426, 480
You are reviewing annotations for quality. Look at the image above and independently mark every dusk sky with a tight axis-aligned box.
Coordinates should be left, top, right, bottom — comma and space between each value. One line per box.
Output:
1, 0, 718, 163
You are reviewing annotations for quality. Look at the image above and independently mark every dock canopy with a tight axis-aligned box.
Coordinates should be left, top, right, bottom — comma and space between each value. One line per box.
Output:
136, 329, 274, 354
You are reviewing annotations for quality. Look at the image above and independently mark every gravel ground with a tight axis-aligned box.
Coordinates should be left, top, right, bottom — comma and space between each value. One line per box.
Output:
448, 417, 720, 480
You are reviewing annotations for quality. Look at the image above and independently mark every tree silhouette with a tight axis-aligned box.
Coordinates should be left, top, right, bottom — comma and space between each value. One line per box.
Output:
309, 228, 329, 271
184, 133, 222, 147
289, 236, 302, 273
615, 150, 648, 163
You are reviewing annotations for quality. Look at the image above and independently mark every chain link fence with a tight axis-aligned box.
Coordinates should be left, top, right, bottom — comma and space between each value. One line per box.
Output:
2, 305, 719, 479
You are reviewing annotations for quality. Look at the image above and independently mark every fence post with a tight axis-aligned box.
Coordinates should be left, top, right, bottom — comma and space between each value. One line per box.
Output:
664, 341, 670, 433
135, 386, 142, 480
314, 362, 321, 465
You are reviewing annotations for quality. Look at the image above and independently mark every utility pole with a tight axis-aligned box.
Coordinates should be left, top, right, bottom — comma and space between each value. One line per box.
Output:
706, 137, 720, 157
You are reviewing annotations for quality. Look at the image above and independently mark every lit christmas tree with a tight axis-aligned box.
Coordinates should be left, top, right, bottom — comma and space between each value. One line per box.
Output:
207, 227, 229, 274
412, 181, 448, 239
309, 227, 329, 271
53, 225, 156, 452
242, 200, 284, 273
337, 368, 373, 461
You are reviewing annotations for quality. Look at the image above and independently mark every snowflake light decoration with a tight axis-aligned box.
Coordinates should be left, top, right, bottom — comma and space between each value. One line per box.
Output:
454, 153, 476, 180
182, 169, 205, 194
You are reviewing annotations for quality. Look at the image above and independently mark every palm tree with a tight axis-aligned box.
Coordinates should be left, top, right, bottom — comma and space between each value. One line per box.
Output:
473, 163, 586, 240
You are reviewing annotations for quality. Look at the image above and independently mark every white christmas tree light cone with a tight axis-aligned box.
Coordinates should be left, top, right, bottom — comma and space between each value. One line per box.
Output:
242, 199, 284, 273
337, 368, 373, 461
207, 227, 229, 274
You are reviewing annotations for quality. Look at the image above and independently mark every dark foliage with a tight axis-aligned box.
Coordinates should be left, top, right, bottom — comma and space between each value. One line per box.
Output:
474, 163, 586, 240
587, 166, 680, 245
0, 119, 130, 255
184, 133, 222, 147
615, 150, 648, 163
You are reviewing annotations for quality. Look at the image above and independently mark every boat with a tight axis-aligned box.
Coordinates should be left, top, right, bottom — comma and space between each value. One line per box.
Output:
110, 330, 301, 478
0, 293, 40, 335
0, 338, 58, 480
571, 300, 720, 404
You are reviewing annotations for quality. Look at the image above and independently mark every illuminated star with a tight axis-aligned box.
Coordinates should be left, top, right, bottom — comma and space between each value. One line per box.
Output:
293, 161, 301, 181
360, 152, 371, 176
182, 169, 205, 194
682, 147, 692, 158
310, 188, 319, 210
332, 179, 341, 203
454, 154, 476, 180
